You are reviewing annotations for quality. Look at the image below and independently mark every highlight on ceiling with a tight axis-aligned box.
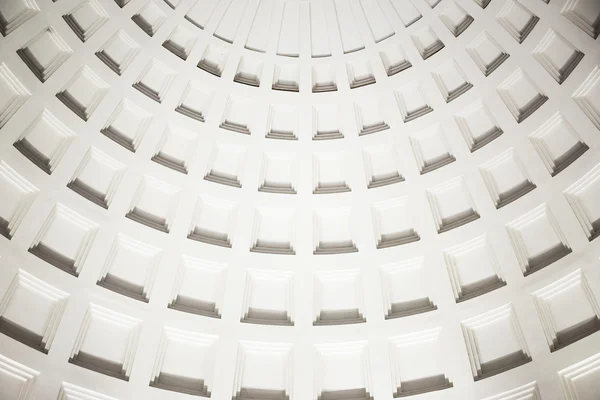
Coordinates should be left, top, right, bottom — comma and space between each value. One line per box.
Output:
0, 0, 599, 399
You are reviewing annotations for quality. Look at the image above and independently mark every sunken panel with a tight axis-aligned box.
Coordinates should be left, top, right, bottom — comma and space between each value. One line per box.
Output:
16, 27, 72, 82
455, 100, 503, 152
29, 203, 98, 277
0, 63, 30, 129
564, 162, 600, 241
479, 148, 536, 209
69, 304, 141, 381
443, 235, 506, 303
101, 99, 152, 152
0, 0, 40, 36
462, 304, 532, 381
14, 109, 76, 174
96, 30, 141, 75
205, 142, 245, 188
573, 66, 600, 132
250, 208, 295, 255
426, 177, 480, 233
372, 198, 419, 249
220, 96, 253, 135
497, 68, 548, 123
496, 0, 539, 43
0, 160, 39, 239
313, 208, 357, 255
56, 66, 110, 121
152, 125, 198, 174
198, 45, 228, 77
0, 269, 68, 353
258, 152, 296, 194
411, 27, 444, 60
272, 64, 299, 92
63, 0, 109, 42
132, 0, 167, 37
363, 144, 404, 188
558, 352, 600, 399
58, 383, 118, 400
125, 176, 180, 233
530, 113, 588, 177
163, 24, 197, 60
315, 342, 373, 400
175, 81, 213, 122
313, 152, 350, 194
234, 57, 263, 87
506, 204, 572, 276
533, 269, 600, 352
533, 29, 584, 84
313, 105, 343, 140
432, 59, 472, 103
314, 269, 365, 326
97, 234, 162, 303
410, 124, 455, 174
380, 259, 436, 319
132, 59, 177, 103
561, 0, 600, 39
312, 64, 337, 93
483, 382, 540, 400
241, 270, 294, 326
390, 328, 453, 397
379, 45, 412, 76
467, 32, 510, 77
169, 256, 225, 318
439, 1, 473, 37
0, 354, 38, 400
395, 82, 433, 123
354, 99, 388, 136
232, 342, 293, 400
347, 60, 375, 89
150, 328, 216, 397
267, 105, 298, 140
67, 147, 125, 209
188, 196, 236, 248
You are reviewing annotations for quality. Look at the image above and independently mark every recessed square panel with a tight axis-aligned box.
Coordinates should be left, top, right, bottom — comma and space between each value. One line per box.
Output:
314, 269, 365, 325
0, 63, 30, 130
67, 147, 126, 209
0, 160, 39, 239
389, 328, 453, 396
0, 269, 69, 353
69, 304, 142, 381
150, 328, 217, 396
564, 162, 600, 241
29, 203, 98, 276
462, 304, 532, 381
17, 27, 72, 82
126, 176, 180, 233
169, 256, 226, 318
0, 354, 38, 400
63, 0, 109, 42
96, 30, 141, 75
14, 109, 76, 174
0, 0, 40, 36
56, 66, 110, 121
506, 204, 572, 276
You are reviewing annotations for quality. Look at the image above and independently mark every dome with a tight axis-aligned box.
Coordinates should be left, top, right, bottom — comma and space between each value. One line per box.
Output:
0, 0, 599, 399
